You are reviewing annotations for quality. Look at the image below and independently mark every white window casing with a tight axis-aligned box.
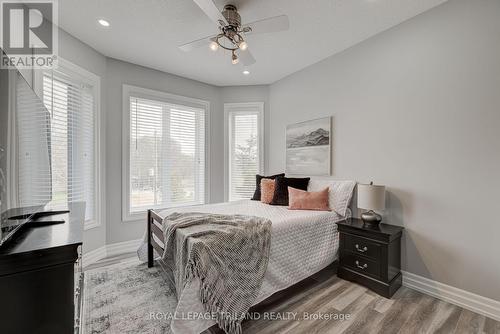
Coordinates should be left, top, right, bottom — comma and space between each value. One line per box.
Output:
224, 102, 264, 202
32, 58, 103, 230
122, 85, 210, 222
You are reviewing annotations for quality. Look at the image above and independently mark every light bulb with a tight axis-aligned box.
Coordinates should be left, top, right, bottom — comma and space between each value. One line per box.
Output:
243, 70, 250, 75
209, 41, 219, 51
239, 41, 248, 51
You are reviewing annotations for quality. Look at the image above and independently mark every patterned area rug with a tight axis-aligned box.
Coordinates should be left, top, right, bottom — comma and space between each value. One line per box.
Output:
84, 259, 177, 334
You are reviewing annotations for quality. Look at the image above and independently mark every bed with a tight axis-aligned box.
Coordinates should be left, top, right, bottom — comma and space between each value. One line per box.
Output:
139, 199, 349, 334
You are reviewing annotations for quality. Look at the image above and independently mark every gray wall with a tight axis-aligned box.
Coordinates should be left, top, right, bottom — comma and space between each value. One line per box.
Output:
268, 0, 500, 300
105, 58, 223, 244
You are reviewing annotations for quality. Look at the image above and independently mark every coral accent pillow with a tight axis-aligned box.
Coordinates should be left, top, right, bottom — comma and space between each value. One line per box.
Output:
288, 187, 330, 211
251, 173, 285, 200
260, 179, 276, 204
307, 179, 356, 216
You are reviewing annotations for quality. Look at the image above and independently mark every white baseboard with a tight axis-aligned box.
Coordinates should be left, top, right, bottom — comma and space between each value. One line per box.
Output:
106, 239, 142, 258
402, 271, 500, 321
82, 245, 106, 268
82, 239, 142, 268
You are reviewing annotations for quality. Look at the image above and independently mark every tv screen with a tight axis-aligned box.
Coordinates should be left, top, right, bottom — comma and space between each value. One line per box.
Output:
0, 56, 53, 246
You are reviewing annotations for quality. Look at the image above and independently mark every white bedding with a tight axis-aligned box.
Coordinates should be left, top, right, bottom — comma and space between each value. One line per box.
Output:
140, 200, 345, 334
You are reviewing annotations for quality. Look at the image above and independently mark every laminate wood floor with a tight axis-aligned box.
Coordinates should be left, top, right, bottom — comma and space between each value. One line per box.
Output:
85, 254, 500, 334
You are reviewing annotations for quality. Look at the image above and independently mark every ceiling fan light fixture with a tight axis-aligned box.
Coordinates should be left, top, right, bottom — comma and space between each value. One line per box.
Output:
209, 41, 219, 51
180, 2, 289, 65
239, 40, 248, 50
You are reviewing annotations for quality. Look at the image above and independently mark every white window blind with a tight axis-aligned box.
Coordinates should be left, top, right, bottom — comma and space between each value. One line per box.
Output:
16, 72, 52, 208
227, 105, 263, 201
38, 69, 97, 223
129, 96, 206, 213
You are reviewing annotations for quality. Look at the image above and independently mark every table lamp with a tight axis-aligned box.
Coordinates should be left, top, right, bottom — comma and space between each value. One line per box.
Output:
357, 182, 385, 225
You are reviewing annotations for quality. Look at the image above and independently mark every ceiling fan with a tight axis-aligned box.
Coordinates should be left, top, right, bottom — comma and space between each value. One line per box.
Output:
179, 0, 289, 66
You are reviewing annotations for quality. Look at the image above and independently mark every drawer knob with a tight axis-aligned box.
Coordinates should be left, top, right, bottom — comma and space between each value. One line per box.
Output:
355, 260, 368, 270
355, 244, 368, 253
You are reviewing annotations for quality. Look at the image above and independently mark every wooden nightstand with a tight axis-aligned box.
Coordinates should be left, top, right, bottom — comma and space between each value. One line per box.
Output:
336, 218, 404, 298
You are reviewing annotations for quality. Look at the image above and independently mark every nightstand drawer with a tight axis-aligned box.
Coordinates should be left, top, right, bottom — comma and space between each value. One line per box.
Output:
342, 252, 381, 279
344, 234, 382, 261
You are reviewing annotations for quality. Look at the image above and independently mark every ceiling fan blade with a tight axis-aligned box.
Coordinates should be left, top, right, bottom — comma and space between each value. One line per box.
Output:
192, 0, 228, 27
179, 35, 216, 52
238, 49, 256, 66
243, 15, 289, 35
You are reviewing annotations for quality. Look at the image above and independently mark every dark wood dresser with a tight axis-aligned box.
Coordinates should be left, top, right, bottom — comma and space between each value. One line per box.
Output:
336, 218, 403, 298
0, 202, 84, 334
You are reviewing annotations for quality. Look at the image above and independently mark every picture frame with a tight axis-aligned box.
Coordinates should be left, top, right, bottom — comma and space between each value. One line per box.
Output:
285, 117, 331, 175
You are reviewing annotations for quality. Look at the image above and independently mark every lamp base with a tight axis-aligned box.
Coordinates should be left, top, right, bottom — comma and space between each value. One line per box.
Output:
361, 210, 382, 226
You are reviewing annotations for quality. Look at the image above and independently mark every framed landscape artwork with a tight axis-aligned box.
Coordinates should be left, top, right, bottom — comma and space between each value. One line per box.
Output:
286, 117, 331, 175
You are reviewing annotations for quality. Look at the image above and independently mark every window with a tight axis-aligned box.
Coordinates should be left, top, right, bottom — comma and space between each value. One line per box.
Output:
13, 72, 52, 210
225, 103, 264, 201
123, 85, 209, 220
35, 60, 101, 228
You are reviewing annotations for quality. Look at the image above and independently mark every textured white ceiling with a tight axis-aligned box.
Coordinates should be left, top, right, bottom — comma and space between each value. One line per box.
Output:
58, 0, 448, 86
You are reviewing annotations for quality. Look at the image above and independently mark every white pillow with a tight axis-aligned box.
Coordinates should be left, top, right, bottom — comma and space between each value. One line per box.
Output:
308, 179, 356, 217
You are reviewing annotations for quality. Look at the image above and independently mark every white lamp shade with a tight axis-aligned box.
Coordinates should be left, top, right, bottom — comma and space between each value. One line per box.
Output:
357, 183, 386, 211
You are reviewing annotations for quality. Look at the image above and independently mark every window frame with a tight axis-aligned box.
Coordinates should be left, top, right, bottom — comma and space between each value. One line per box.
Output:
34, 58, 104, 230
224, 102, 264, 202
122, 85, 211, 222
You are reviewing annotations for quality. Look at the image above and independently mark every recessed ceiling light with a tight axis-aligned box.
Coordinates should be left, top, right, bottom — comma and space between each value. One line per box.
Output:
243, 70, 250, 75
98, 19, 110, 27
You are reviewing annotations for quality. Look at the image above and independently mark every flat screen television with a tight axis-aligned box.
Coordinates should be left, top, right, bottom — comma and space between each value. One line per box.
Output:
0, 50, 54, 247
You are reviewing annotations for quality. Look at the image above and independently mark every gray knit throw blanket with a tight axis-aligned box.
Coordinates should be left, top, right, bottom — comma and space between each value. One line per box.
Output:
161, 212, 272, 334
